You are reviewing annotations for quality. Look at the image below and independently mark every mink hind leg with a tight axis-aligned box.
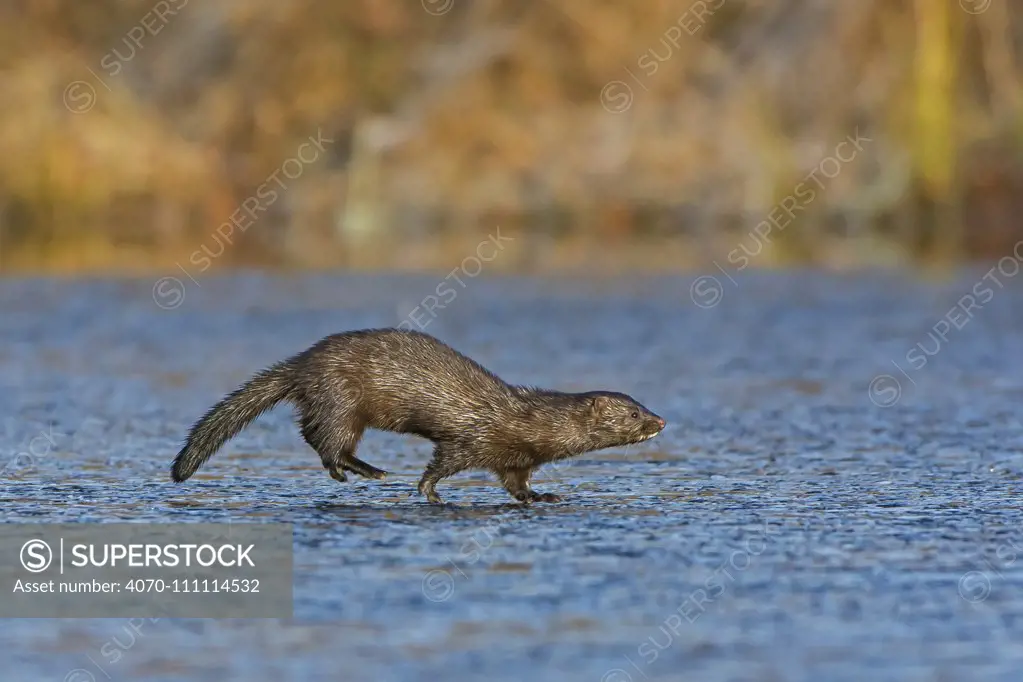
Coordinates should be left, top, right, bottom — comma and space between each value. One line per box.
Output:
299, 410, 386, 483
497, 467, 562, 504
342, 458, 388, 480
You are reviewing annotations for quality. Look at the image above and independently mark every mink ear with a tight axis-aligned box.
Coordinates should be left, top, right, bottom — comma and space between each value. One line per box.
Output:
591, 395, 609, 416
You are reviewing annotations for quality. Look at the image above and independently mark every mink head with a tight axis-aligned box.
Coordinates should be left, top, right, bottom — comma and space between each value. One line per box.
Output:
584, 391, 665, 449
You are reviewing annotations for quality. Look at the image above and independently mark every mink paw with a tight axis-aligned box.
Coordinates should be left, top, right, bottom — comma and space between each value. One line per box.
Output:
418, 481, 444, 504
350, 467, 388, 480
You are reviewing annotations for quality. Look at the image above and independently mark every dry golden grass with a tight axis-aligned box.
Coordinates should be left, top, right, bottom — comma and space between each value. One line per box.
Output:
0, 0, 1021, 274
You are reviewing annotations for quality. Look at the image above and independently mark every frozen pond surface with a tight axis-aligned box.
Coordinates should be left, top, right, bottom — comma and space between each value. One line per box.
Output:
2, 270, 1023, 682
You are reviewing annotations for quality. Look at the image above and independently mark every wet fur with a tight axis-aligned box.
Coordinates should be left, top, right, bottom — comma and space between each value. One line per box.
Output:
171, 329, 665, 503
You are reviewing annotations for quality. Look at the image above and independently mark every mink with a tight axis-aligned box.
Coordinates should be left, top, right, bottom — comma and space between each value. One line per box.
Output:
171, 328, 665, 504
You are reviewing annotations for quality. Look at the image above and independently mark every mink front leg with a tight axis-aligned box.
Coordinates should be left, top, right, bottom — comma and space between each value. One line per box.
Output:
418, 443, 469, 504
497, 467, 562, 504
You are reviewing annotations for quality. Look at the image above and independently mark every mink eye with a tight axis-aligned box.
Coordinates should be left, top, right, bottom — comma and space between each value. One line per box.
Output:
630, 411, 639, 419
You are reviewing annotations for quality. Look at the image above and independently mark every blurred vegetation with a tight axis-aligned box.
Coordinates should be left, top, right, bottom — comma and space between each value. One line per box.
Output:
0, 0, 1021, 274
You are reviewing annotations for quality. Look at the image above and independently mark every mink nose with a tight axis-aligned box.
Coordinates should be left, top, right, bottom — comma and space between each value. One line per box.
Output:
656, 418, 665, 429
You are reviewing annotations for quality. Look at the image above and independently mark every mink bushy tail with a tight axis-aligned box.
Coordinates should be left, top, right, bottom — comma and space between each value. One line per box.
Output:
171, 361, 296, 482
